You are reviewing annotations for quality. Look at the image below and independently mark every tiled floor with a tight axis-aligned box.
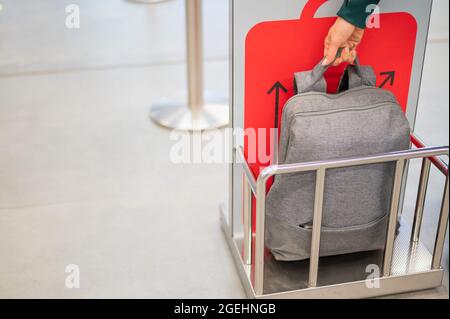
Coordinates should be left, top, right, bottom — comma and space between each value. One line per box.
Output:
0, 0, 448, 299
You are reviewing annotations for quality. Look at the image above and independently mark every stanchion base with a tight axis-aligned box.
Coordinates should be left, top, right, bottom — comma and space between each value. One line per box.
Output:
150, 98, 229, 131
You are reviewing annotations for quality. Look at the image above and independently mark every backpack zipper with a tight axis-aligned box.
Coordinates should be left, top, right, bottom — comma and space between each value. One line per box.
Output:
293, 101, 396, 117
284, 86, 379, 106
286, 101, 396, 133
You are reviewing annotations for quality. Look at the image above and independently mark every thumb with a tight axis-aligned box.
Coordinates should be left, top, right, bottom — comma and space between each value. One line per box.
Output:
322, 41, 340, 66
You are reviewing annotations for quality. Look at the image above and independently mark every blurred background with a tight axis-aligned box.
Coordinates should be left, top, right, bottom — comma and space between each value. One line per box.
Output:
0, 0, 448, 298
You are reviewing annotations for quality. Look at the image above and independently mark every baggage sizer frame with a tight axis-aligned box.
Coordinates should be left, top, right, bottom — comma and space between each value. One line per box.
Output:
220, 134, 449, 298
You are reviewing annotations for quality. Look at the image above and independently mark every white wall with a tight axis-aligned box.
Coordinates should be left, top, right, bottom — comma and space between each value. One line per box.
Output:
429, 0, 449, 41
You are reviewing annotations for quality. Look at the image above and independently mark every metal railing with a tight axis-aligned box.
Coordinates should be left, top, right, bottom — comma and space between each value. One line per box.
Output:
237, 134, 449, 296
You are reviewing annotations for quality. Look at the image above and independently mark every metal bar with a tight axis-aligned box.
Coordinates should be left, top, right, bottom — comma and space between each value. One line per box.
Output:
383, 160, 406, 277
308, 168, 326, 288
236, 146, 257, 194
411, 134, 449, 176
243, 179, 253, 265
412, 158, 432, 242
227, 0, 235, 238
265, 147, 448, 177
186, 0, 203, 113
237, 146, 447, 191
256, 270, 444, 300
432, 175, 449, 269
254, 170, 273, 296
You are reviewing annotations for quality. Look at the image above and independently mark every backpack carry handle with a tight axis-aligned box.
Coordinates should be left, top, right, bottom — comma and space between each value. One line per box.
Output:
294, 54, 376, 94
294, 48, 343, 94
337, 58, 377, 92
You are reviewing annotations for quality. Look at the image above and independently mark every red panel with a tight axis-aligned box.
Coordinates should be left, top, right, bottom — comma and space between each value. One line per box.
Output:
243, 0, 418, 231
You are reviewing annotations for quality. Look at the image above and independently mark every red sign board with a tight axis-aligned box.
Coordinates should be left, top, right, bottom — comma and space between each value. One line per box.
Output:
244, 0, 417, 176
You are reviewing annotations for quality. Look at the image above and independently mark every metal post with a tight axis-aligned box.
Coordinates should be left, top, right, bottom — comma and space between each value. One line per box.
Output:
308, 168, 326, 288
411, 158, 431, 242
383, 160, 406, 277
432, 175, 449, 269
186, 0, 203, 112
243, 179, 253, 265
149, 0, 229, 131
254, 170, 272, 296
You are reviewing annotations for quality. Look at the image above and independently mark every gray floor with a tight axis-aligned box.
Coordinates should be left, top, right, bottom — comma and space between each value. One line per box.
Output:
0, 0, 448, 299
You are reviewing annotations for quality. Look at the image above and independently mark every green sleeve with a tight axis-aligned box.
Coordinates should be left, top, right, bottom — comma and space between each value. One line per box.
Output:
337, 0, 381, 29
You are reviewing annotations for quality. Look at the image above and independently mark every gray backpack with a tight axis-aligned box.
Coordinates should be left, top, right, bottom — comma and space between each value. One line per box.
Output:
266, 59, 411, 261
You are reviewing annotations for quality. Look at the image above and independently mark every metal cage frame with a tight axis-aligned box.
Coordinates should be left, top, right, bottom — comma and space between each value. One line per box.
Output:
221, 134, 449, 298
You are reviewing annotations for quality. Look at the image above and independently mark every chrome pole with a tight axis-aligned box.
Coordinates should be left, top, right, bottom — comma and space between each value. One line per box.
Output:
411, 158, 431, 242
308, 168, 326, 288
432, 175, 449, 269
254, 168, 273, 296
149, 0, 229, 131
383, 160, 406, 277
267, 147, 447, 174
186, 0, 203, 112
236, 147, 257, 193
243, 179, 253, 265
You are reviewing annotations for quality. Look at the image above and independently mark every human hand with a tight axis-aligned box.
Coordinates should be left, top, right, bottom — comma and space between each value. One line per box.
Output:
323, 17, 364, 66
